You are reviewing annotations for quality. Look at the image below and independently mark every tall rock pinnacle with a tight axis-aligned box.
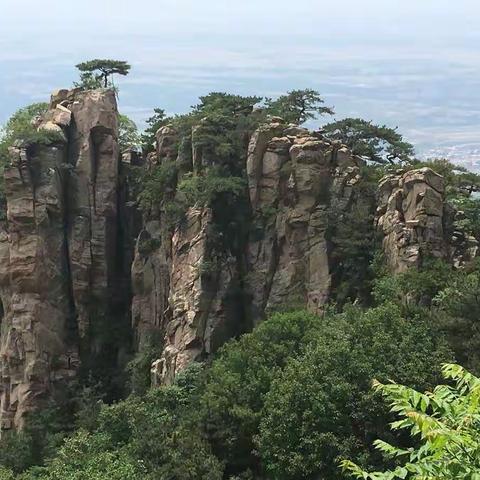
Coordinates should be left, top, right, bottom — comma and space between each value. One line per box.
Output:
0, 89, 130, 431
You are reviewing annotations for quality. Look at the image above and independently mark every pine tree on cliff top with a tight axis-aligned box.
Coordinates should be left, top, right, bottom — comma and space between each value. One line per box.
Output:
75, 59, 131, 88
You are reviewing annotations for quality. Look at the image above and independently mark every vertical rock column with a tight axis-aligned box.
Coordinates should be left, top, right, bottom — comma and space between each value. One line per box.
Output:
60, 89, 120, 339
0, 88, 121, 431
131, 127, 178, 350
376, 168, 447, 273
246, 122, 361, 322
134, 125, 246, 384
0, 135, 75, 431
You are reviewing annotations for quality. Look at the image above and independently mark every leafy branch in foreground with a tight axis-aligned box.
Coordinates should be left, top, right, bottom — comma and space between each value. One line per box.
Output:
341, 363, 480, 479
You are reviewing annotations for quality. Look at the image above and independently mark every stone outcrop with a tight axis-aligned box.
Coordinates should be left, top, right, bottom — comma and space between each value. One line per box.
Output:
159, 207, 241, 384
54, 89, 121, 338
246, 122, 362, 321
136, 119, 364, 385
132, 126, 246, 384
131, 127, 178, 350
376, 167, 477, 272
449, 209, 479, 267
0, 89, 131, 431
0, 141, 77, 431
376, 168, 447, 272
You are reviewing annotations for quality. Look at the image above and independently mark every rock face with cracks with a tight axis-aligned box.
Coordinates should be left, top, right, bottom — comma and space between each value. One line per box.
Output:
132, 124, 244, 385
376, 167, 477, 272
1, 95, 478, 430
0, 88, 132, 431
245, 121, 362, 320
136, 119, 365, 385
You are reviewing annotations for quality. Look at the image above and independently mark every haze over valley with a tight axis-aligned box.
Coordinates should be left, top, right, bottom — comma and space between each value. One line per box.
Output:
1, 0, 479, 168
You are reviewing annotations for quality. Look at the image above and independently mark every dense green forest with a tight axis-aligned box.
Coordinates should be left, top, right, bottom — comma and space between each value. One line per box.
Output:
2, 71, 480, 479
2, 257, 480, 479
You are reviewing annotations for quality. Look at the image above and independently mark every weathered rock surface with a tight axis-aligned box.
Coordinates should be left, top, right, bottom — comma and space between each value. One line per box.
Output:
137, 119, 364, 384
131, 127, 178, 350
0, 89, 131, 431
246, 122, 362, 322
376, 168, 447, 272
160, 207, 241, 383
376, 167, 477, 272
0, 141, 76, 431
133, 126, 246, 384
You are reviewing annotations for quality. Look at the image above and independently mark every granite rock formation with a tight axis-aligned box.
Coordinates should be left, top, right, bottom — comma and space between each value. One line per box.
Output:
376, 167, 477, 273
132, 124, 244, 384
246, 121, 362, 321
134, 118, 364, 384
0, 89, 131, 431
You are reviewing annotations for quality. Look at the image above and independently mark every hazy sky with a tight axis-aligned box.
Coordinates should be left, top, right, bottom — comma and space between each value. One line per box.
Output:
1, 0, 480, 161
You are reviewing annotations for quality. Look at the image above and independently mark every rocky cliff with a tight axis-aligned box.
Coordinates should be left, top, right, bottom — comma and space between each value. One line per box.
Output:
376, 167, 477, 272
0, 89, 477, 431
0, 89, 132, 431
137, 130, 478, 384
245, 121, 361, 319
134, 118, 367, 384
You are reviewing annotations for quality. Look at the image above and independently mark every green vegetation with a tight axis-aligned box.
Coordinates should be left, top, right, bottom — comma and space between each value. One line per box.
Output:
140, 88, 333, 154
137, 92, 259, 265
434, 263, 480, 372
327, 167, 380, 305
0, 285, 458, 480
0, 382, 104, 476
265, 88, 334, 124
75, 59, 131, 89
0, 102, 51, 163
177, 168, 246, 207
126, 330, 163, 396
141, 107, 168, 151
142, 91, 264, 166
189, 92, 263, 165
323, 117, 415, 164
257, 303, 450, 480
342, 363, 480, 479
118, 114, 141, 152
137, 161, 178, 213
0, 102, 63, 215
202, 310, 324, 475
451, 195, 480, 239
